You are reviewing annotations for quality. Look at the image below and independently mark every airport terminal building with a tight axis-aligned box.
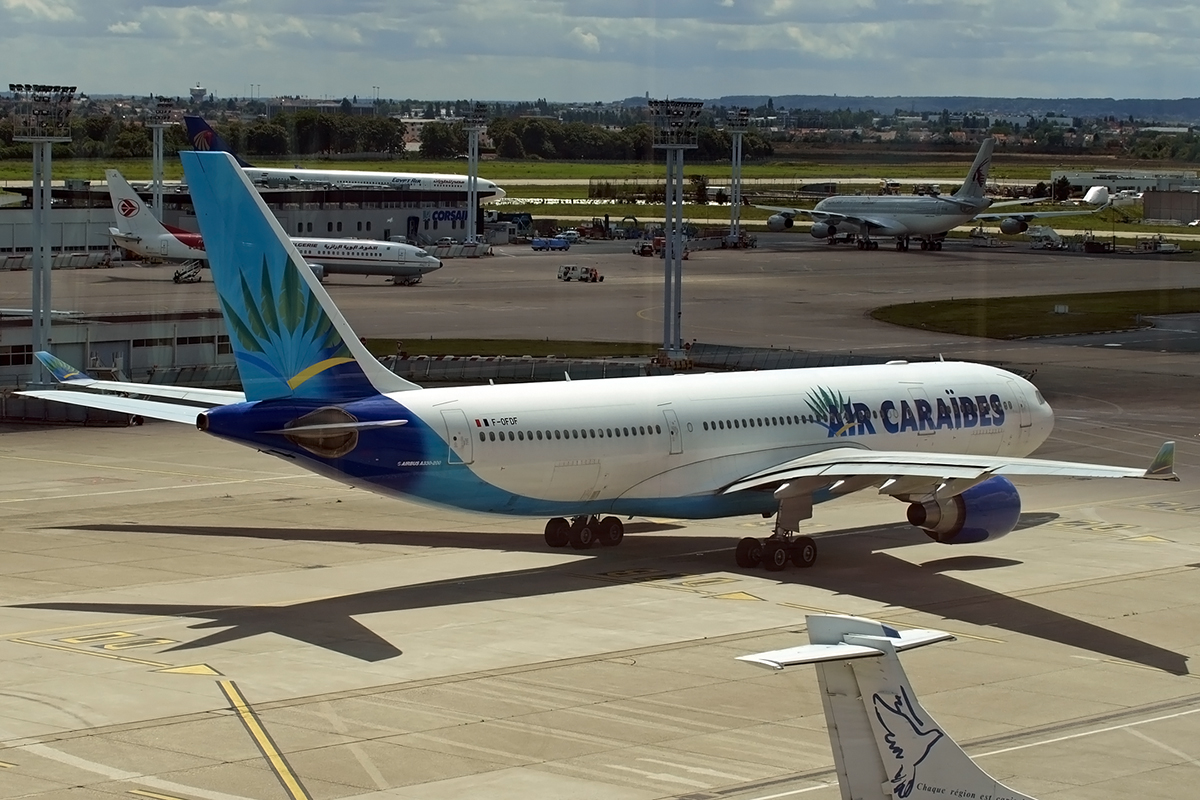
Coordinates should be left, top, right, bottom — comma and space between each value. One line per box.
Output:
0, 179, 503, 265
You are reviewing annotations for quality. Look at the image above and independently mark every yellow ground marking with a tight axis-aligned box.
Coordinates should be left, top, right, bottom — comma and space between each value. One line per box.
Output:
9, 637, 219, 674
0, 759, 14, 768
128, 790, 188, 800
1127, 535, 1173, 543
774, 602, 1006, 644
218, 680, 311, 800
157, 664, 222, 676
711, 591, 765, 601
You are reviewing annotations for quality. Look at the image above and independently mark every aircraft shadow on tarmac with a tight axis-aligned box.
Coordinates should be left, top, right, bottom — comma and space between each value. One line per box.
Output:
13, 514, 1189, 674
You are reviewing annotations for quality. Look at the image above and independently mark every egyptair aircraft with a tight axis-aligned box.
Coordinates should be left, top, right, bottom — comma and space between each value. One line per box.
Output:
760, 137, 1109, 251
105, 169, 442, 285
25, 151, 1176, 571
183, 115, 505, 199
740, 614, 1038, 800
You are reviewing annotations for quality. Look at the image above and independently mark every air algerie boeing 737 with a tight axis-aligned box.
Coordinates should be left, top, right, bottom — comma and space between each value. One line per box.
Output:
183, 115, 506, 198
25, 151, 1177, 571
106, 170, 442, 285
760, 137, 1109, 251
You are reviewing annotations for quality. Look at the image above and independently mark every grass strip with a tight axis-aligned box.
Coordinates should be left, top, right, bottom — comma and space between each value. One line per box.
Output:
871, 288, 1200, 339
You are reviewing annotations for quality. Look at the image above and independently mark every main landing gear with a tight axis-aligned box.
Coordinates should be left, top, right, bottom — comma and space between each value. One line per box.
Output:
855, 238, 879, 250
735, 531, 818, 571
544, 515, 624, 550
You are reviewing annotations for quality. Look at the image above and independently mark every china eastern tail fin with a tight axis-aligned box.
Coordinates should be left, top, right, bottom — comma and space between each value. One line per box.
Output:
183, 116, 253, 168
952, 137, 995, 200
180, 150, 420, 402
739, 615, 1036, 800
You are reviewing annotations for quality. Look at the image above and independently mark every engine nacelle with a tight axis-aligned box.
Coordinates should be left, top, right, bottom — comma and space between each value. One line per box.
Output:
307, 263, 326, 280
905, 475, 1021, 544
767, 214, 794, 232
810, 222, 837, 239
999, 217, 1029, 235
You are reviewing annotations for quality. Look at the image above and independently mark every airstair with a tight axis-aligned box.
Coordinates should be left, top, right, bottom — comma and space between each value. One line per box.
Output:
172, 261, 204, 283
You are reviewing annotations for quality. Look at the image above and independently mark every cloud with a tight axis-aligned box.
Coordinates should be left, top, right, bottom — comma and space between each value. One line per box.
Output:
2, 0, 78, 22
107, 19, 140, 34
569, 26, 600, 53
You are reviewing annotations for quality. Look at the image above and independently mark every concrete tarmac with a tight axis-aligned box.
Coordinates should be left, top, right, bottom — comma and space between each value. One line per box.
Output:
3, 237, 1200, 799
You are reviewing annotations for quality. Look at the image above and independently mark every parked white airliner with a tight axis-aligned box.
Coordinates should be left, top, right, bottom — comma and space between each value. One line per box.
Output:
28, 151, 1175, 571
184, 116, 506, 199
106, 170, 442, 285
761, 138, 1109, 250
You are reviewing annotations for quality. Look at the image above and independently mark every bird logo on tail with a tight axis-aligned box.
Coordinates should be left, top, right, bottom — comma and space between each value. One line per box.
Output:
873, 687, 944, 798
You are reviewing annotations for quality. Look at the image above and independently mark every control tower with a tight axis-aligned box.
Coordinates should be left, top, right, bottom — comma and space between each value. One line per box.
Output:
189, 84, 206, 103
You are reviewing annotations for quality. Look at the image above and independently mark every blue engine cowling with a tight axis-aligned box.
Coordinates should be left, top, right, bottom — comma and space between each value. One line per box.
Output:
905, 475, 1021, 544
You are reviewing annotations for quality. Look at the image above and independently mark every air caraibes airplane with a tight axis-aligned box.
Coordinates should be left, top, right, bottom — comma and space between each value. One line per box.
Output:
25, 151, 1176, 571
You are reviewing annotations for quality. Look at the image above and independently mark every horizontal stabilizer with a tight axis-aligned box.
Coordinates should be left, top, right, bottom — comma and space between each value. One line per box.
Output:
34, 351, 244, 406
737, 642, 885, 670
18, 390, 204, 425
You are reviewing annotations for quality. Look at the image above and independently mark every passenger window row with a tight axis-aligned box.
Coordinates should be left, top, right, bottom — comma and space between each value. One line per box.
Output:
480, 425, 663, 443
703, 414, 809, 431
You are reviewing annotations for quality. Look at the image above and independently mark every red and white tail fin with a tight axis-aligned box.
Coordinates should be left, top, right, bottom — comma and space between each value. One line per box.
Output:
106, 169, 169, 239
739, 615, 1037, 800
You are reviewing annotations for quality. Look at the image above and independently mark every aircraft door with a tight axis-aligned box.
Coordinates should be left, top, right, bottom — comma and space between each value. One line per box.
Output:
440, 409, 474, 465
160, 238, 170, 256
1004, 379, 1033, 449
906, 387, 935, 437
663, 409, 683, 454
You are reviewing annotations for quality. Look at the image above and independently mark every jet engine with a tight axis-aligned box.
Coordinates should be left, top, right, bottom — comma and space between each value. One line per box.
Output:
306, 263, 326, 280
999, 217, 1029, 235
810, 222, 837, 239
905, 475, 1021, 544
767, 214, 794, 232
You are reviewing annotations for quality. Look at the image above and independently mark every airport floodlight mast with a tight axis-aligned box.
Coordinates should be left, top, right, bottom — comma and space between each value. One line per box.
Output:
649, 99, 702, 355
726, 108, 751, 244
10, 83, 75, 386
464, 102, 488, 246
148, 98, 174, 221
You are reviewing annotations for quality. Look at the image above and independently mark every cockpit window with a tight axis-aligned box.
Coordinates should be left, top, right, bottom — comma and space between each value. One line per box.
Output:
1035, 390, 1046, 405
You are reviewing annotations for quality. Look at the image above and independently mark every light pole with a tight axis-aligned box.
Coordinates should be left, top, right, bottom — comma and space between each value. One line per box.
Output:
148, 98, 173, 221
464, 102, 487, 246
10, 83, 74, 386
649, 99, 702, 355
726, 107, 750, 245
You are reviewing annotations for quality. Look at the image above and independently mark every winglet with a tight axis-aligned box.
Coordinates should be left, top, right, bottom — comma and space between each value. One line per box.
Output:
34, 351, 95, 386
1145, 441, 1178, 481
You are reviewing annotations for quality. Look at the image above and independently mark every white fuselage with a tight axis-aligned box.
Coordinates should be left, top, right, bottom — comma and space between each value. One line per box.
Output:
110, 230, 441, 280
319, 361, 1055, 517
243, 167, 506, 199
814, 195, 990, 237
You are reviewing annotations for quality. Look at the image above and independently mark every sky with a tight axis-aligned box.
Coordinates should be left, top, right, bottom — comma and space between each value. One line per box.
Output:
1, 0, 1195, 103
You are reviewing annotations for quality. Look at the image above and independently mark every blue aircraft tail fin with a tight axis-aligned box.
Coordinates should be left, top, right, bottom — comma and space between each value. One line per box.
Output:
180, 151, 421, 403
183, 116, 253, 168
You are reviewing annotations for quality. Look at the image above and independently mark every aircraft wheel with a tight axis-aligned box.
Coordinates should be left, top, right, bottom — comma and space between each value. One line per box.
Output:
871, 241, 879, 250
895, 241, 904, 251
856, 241, 864, 250
763, 541, 790, 571
920, 240, 928, 250
544, 517, 570, 548
598, 516, 624, 546
569, 520, 596, 550
735, 537, 762, 568
791, 536, 818, 568
935, 242, 943, 250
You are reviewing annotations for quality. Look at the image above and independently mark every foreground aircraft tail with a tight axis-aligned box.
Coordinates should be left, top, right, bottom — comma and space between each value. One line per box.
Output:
739, 615, 1036, 800
183, 116, 253, 168
180, 150, 420, 402
952, 137, 995, 200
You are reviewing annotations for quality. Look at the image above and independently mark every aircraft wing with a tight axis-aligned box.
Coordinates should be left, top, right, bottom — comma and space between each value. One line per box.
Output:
976, 186, 1110, 221
722, 442, 1177, 499
756, 205, 894, 231
18, 389, 204, 425
756, 205, 812, 218
25, 351, 244, 424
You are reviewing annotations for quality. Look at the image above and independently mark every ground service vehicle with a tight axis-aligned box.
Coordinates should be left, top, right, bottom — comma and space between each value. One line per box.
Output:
557, 265, 603, 282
